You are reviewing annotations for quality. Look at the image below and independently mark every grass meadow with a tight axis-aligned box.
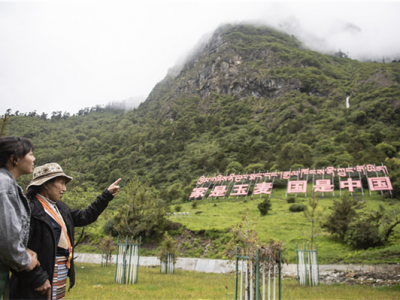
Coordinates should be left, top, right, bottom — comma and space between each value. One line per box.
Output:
67, 263, 400, 299
76, 188, 400, 264
170, 189, 400, 264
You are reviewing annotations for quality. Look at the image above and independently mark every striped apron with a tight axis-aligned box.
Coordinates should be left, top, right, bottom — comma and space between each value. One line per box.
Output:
52, 256, 68, 300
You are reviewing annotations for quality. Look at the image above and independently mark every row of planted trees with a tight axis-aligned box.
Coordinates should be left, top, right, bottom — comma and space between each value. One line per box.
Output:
99, 231, 178, 279
99, 209, 286, 299
227, 210, 285, 299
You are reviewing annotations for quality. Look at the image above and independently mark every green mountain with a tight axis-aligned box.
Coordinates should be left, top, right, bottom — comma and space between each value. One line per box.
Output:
6, 23, 400, 201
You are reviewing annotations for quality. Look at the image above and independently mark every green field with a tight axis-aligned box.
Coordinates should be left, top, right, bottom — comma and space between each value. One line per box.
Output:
167, 190, 400, 264
74, 188, 400, 265
67, 263, 400, 299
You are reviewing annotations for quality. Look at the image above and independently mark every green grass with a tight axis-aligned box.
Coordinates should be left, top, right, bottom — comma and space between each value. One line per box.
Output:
69, 263, 234, 299
75, 188, 400, 265
67, 263, 400, 299
172, 191, 400, 264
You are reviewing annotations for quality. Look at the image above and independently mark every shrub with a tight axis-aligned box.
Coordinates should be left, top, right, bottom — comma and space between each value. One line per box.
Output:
273, 179, 287, 189
191, 201, 197, 209
225, 161, 243, 174
230, 124, 239, 131
102, 220, 118, 236
344, 220, 383, 249
322, 196, 364, 239
180, 241, 191, 249
289, 204, 306, 212
258, 198, 272, 216
287, 196, 295, 203
99, 236, 116, 253
238, 117, 248, 125
224, 119, 233, 126
175, 205, 182, 212
204, 229, 221, 239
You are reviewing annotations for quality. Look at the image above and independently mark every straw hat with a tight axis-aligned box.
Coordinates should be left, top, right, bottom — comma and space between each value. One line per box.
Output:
27, 163, 73, 189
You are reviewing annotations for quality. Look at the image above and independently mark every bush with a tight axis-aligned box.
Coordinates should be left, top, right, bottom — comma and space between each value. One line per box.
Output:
287, 196, 295, 203
258, 199, 272, 216
99, 236, 116, 252
175, 205, 182, 212
204, 229, 221, 239
289, 204, 306, 212
344, 220, 383, 249
191, 201, 197, 209
102, 220, 118, 237
322, 196, 364, 239
273, 179, 287, 189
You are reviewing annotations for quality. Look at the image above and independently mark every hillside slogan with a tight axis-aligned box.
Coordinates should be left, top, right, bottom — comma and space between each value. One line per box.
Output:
190, 164, 392, 199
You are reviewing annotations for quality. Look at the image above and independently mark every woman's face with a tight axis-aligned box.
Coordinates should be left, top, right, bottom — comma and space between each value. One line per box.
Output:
43, 177, 67, 202
15, 150, 35, 175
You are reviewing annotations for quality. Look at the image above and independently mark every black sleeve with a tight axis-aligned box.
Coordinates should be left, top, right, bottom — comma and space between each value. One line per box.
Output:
10, 210, 49, 289
70, 189, 114, 227
10, 266, 49, 289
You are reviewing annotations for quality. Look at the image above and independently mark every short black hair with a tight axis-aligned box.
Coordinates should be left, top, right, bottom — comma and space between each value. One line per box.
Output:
26, 177, 57, 200
0, 136, 34, 168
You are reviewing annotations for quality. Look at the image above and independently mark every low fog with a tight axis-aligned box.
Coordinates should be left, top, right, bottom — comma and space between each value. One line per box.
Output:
1, 1, 399, 116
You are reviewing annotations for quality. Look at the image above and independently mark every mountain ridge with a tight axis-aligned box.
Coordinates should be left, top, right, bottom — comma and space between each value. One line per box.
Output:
5, 23, 400, 202
140, 23, 399, 123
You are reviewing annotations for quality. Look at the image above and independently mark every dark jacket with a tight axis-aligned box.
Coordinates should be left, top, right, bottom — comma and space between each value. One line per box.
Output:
9, 189, 114, 299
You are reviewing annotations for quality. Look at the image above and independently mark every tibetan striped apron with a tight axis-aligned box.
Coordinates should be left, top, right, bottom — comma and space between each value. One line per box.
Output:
52, 256, 68, 300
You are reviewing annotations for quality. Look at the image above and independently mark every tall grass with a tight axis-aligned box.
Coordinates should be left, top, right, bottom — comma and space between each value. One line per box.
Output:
67, 263, 400, 299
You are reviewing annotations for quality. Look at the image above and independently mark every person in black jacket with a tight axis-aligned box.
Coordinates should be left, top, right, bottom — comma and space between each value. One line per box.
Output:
9, 163, 121, 300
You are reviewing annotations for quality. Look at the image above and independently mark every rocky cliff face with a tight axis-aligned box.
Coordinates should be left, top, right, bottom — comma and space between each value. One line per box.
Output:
143, 24, 307, 118
172, 25, 303, 101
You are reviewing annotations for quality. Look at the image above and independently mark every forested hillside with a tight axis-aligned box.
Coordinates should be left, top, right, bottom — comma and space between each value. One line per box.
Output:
5, 23, 400, 203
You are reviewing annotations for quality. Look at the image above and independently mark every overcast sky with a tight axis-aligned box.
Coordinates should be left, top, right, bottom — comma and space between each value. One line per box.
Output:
1, 0, 400, 116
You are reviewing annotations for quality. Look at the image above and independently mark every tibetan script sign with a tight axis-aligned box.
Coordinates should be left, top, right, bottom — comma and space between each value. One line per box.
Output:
190, 164, 392, 199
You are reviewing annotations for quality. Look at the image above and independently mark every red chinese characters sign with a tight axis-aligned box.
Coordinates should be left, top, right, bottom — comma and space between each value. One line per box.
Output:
230, 184, 249, 196
368, 177, 393, 191
209, 186, 228, 197
340, 178, 362, 192
189, 164, 392, 199
287, 181, 307, 194
253, 182, 273, 195
189, 188, 208, 199
313, 180, 334, 192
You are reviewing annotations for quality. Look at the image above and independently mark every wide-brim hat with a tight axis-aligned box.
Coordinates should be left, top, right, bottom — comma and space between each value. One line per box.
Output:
27, 163, 73, 189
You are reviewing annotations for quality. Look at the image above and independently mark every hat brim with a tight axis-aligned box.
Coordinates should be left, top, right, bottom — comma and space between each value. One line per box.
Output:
27, 172, 73, 189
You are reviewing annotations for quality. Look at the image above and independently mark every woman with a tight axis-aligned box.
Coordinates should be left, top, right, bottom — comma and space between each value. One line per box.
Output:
9, 163, 121, 300
0, 136, 39, 299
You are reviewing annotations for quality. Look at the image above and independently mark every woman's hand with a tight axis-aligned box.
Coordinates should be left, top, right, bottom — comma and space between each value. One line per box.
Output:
108, 178, 121, 196
34, 279, 51, 300
25, 248, 40, 272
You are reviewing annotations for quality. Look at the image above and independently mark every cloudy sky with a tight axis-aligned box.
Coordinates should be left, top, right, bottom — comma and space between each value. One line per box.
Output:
1, 0, 399, 116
